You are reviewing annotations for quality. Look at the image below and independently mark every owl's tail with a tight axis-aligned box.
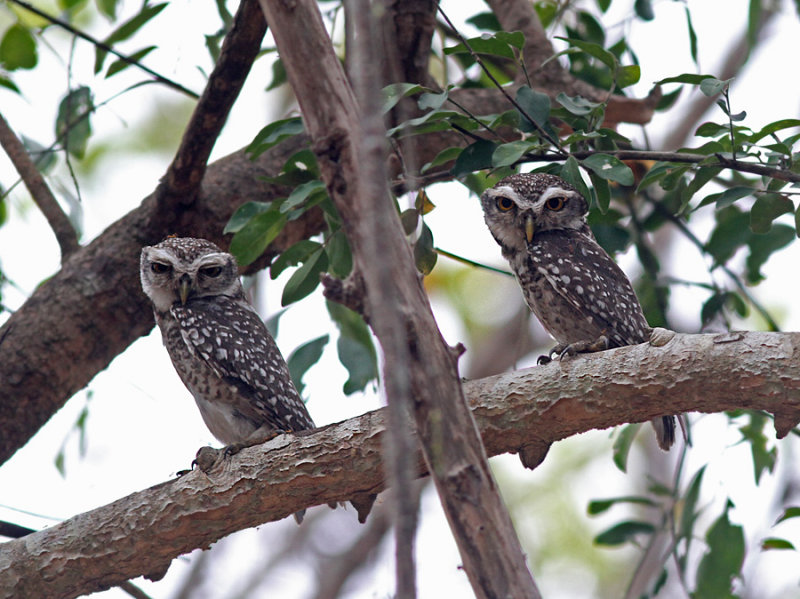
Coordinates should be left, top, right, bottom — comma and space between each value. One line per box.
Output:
651, 415, 677, 451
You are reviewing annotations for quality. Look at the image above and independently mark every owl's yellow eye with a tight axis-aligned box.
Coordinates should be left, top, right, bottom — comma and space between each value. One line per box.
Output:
545, 196, 565, 211
496, 197, 515, 211
151, 262, 171, 274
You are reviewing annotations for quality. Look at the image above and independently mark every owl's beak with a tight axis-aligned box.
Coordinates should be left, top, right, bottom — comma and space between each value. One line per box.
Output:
178, 274, 192, 305
524, 213, 535, 243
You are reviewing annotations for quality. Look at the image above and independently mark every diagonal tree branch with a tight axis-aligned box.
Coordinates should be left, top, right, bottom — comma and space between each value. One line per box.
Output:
0, 111, 80, 261
156, 0, 268, 212
256, 0, 541, 596
1, 331, 799, 599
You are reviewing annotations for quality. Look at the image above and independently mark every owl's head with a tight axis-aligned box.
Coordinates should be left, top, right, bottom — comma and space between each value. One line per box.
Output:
480, 173, 589, 253
140, 237, 243, 313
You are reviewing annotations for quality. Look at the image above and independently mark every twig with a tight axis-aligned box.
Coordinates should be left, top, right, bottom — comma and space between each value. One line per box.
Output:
348, 0, 418, 596
156, 0, 268, 211
436, 5, 565, 153
517, 149, 800, 184
435, 247, 514, 276
0, 112, 79, 261
6, 0, 199, 99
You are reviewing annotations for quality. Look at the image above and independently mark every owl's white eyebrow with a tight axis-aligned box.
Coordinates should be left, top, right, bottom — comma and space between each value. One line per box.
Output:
538, 186, 576, 202
486, 186, 520, 201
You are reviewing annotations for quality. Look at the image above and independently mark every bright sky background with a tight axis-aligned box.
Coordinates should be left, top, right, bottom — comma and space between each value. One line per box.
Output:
2, 1, 800, 598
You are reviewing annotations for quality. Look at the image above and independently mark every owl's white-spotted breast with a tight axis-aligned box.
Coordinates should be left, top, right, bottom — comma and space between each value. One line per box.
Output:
480, 173, 675, 450
140, 237, 315, 450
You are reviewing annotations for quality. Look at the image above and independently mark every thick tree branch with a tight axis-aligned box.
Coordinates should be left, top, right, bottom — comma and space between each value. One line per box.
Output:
156, 0, 267, 211
2, 332, 799, 599
257, 0, 540, 597
0, 111, 80, 261
0, 135, 323, 466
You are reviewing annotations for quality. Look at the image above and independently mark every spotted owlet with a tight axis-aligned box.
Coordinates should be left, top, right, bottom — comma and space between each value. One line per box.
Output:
480, 173, 675, 451
139, 237, 315, 452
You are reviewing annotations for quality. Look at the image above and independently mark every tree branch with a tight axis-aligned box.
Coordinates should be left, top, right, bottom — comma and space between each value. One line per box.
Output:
156, 0, 267, 211
2, 331, 798, 599
0, 111, 80, 261
257, 0, 540, 596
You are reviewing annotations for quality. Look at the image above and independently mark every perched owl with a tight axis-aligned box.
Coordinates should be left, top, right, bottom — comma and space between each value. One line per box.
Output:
480, 173, 675, 450
140, 237, 316, 452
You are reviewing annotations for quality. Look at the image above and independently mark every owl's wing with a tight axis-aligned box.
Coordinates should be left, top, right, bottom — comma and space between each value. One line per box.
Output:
171, 298, 315, 432
529, 230, 650, 347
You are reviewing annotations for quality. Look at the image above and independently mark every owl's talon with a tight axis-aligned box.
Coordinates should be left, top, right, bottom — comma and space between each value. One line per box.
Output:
536, 353, 552, 365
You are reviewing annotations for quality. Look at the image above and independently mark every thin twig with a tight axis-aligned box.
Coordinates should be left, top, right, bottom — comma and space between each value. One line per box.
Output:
6, 0, 199, 99
516, 149, 800, 184
436, 5, 565, 153
0, 112, 79, 261
435, 247, 514, 276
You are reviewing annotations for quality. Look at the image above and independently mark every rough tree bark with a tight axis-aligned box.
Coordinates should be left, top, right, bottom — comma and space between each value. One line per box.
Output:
257, 0, 541, 596
1, 331, 799, 599
0, 0, 662, 465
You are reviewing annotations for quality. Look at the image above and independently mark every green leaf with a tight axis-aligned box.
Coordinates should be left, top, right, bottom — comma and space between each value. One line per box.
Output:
560, 156, 591, 202
97, 0, 119, 20
595, 521, 655, 546
280, 179, 327, 214
451, 139, 497, 177
229, 208, 287, 266
106, 46, 157, 78
616, 64, 640, 88
556, 93, 601, 116
634, 0, 655, 20
516, 86, 556, 140
655, 73, 717, 86
326, 230, 353, 278
587, 496, 656, 515
588, 172, 610, 214
224, 201, 273, 234
246, 117, 305, 159
705, 206, 750, 265
281, 247, 328, 305
382, 82, 423, 113
95, 3, 167, 73
685, 6, 698, 65
421, 146, 464, 173
699, 77, 730, 97
418, 89, 450, 111
581, 154, 634, 186
287, 335, 329, 393
327, 301, 379, 394
738, 411, 776, 484
612, 423, 641, 472
749, 119, 800, 143
0, 24, 37, 70
697, 186, 754, 210
270, 240, 321, 279
761, 537, 795, 551
750, 194, 793, 233
444, 31, 525, 60
694, 500, 745, 598
266, 57, 287, 91
679, 466, 706, 545
491, 140, 536, 168
414, 222, 437, 275
746, 224, 794, 284
56, 86, 93, 159
557, 37, 617, 70
775, 507, 800, 524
